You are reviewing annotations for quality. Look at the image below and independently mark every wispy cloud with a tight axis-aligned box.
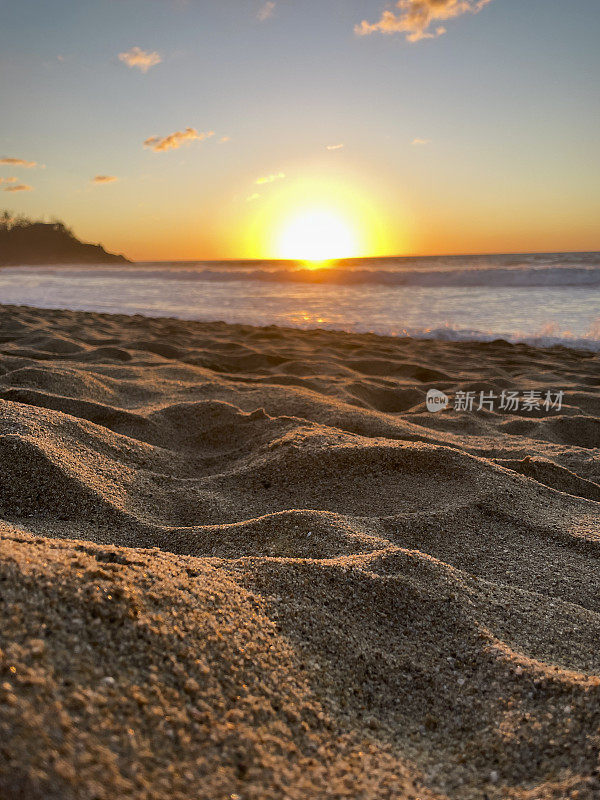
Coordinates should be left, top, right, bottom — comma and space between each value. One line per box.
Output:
257, 1, 276, 21
143, 127, 214, 152
412, 137, 431, 145
219, 136, 231, 144
92, 175, 118, 184
0, 177, 18, 185
246, 193, 261, 202
355, 0, 493, 42
255, 171, 285, 185
3, 184, 33, 193
119, 46, 162, 73
326, 143, 344, 151
0, 157, 38, 168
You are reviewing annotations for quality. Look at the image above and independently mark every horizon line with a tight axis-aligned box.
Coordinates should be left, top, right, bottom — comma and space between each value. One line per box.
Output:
125, 248, 600, 264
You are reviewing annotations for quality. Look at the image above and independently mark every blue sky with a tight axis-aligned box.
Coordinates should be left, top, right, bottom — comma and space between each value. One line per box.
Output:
1, 0, 599, 259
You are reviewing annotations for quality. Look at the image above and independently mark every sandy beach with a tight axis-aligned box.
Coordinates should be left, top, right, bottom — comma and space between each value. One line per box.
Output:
1, 303, 599, 799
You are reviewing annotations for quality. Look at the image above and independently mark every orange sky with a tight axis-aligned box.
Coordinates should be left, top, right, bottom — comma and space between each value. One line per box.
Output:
1, 0, 599, 260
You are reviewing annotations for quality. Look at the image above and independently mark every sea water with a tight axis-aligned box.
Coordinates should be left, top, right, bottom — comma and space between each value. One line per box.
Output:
1, 252, 599, 349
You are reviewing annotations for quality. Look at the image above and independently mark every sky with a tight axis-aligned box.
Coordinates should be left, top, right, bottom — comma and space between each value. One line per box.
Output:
1, 0, 599, 260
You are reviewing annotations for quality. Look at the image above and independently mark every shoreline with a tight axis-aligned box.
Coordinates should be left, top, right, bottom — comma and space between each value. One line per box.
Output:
1, 300, 600, 355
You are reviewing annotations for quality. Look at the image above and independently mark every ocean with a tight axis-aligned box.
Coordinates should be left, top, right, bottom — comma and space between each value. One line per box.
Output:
1, 251, 600, 349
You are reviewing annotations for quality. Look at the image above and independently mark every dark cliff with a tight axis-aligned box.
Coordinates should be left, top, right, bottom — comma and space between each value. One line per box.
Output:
0, 215, 130, 265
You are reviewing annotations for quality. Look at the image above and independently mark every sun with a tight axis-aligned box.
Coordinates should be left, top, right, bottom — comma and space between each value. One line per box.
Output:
276, 208, 359, 263
241, 173, 399, 260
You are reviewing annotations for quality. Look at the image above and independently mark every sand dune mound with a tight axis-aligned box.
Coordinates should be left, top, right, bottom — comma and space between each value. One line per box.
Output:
168, 510, 387, 559
2, 530, 436, 800
496, 456, 600, 502
240, 550, 600, 788
0, 304, 599, 800
209, 439, 501, 519
2, 364, 119, 402
0, 433, 122, 520
151, 399, 296, 453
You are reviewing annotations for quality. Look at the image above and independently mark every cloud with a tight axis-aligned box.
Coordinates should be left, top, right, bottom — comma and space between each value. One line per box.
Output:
92, 175, 118, 184
412, 137, 430, 145
0, 177, 18, 185
3, 184, 33, 192
246, 193, 261, 202
257, 1, 276, 21
219, 136, 231, 144
118, 46, 162, 73
143, 127, 214, 152
255, 172, 285, 185
355, 0, 493, 42
0, 157, 38, 168
326, 143, 344, 151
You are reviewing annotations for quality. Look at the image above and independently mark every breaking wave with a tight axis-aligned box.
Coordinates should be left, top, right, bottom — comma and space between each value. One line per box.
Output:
5, 251, 600, 288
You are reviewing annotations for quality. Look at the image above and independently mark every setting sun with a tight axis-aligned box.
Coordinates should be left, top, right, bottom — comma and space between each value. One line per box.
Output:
276, 208, 358, 262
241, 174, 397, 260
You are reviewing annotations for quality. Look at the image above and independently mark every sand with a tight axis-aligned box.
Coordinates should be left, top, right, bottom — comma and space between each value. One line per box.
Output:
0, 303, 599, 799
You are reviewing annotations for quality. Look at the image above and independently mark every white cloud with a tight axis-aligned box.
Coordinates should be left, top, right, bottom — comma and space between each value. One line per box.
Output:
143, 128, 214, 152
355, 0, 493, 42
258, 1, 276, 21
246, 193, 261, 202
326, 143, 344, 151
412, 137, 431, 145
255, 171, 285, 185
118, 46, 162, 73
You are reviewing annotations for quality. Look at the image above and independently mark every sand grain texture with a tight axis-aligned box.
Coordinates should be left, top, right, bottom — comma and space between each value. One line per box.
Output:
0, 304, 599, 799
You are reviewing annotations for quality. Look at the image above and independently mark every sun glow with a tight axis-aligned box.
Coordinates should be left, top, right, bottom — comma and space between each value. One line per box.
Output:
241, 173, 400, 261
276, 208, 358, 263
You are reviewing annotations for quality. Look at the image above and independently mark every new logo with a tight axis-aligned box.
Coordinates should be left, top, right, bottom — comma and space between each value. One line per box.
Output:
426, 389, 449, 413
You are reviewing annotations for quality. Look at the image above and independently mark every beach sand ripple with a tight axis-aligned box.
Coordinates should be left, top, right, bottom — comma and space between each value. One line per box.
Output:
0, 305, 599, 799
